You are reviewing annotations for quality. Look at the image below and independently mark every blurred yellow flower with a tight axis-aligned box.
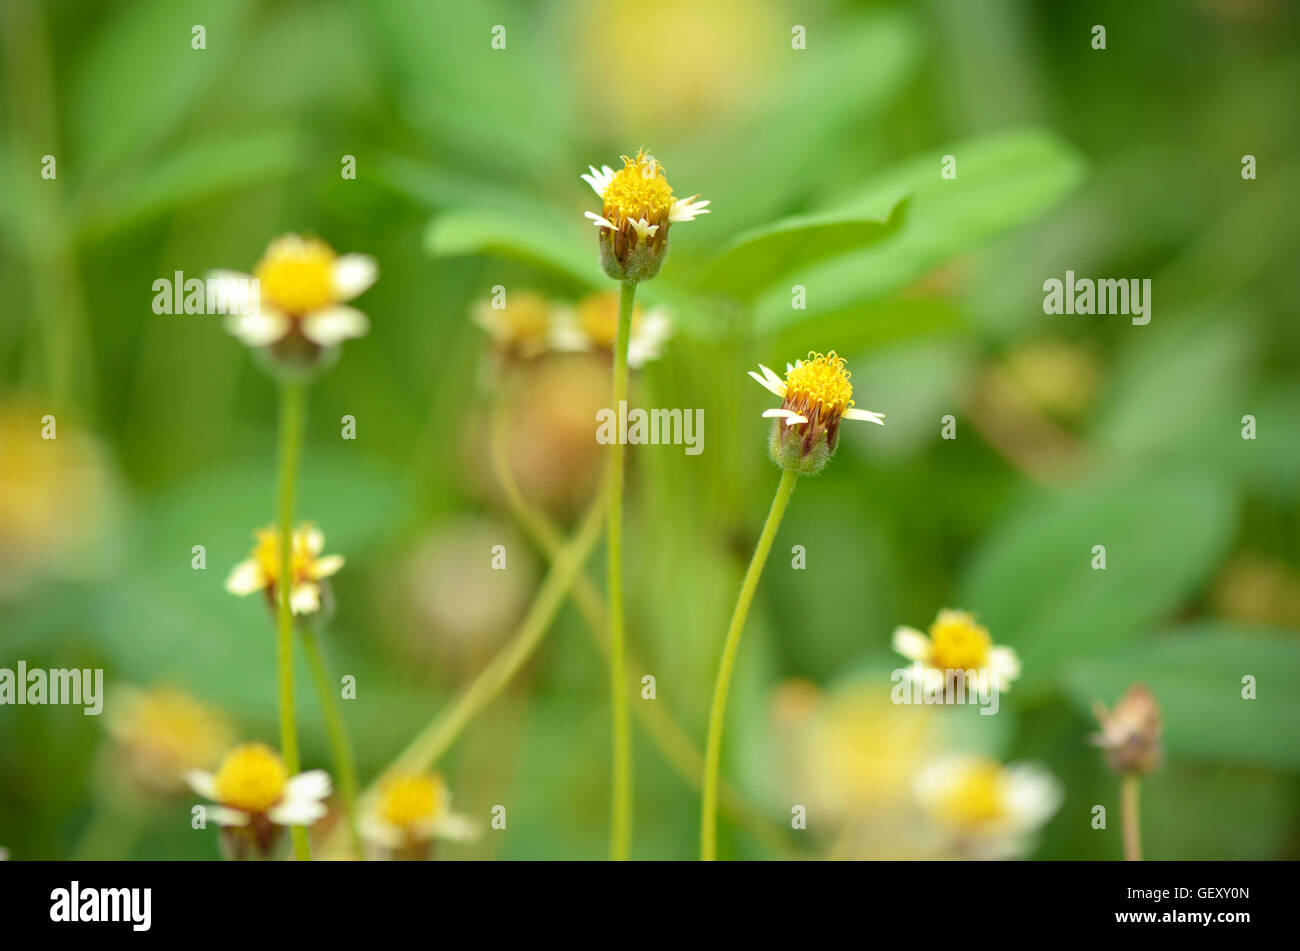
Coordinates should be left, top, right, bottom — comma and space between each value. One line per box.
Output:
225, 522, 344, 616
104, 685, 234, 796
892, 609, 1021, 692
361, 772, 479, 859
551, 292, 673, 368
913, 754, 1061, 859
212, 234, 376, 352
472, 291, 557, 361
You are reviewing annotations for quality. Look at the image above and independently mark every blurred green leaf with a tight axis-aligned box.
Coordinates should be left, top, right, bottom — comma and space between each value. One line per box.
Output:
424, 207, 600, 290
960, 473, 1236, 691
1062, 623, 1300, 770
694, 190, 908, 300
754, 129, 1086, 332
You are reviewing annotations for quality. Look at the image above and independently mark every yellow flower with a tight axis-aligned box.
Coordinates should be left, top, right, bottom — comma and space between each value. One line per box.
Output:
360, 772, 479, 857
104, 685, 234, 795
582, 150, 708, 282
550, 291, 673, 368
749, 351, 884, 473
212, 234, 376, 354
892, 609, 1021, 692
187, 742, 331, 828
225, 522, 344, 616
914, 754, 1061, 859
472, 291, 557, 361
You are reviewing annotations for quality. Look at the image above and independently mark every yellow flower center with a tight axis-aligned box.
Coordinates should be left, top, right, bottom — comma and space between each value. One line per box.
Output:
927, 610, 993, 671
934, 759, 1006, 827
602, 151, 675, 227
575, 293, 642, 349
254, 235, 338, 314
783, 351, 855, 421
213, 743, 288, 813
378, 774, 442, 830
500, 293, 553, 344
252, 526, 314, 585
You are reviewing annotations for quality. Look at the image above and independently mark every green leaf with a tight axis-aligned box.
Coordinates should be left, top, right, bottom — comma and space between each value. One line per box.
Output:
424, 208, 601, 290
754, 129, 1085, 332
1062, 623, 1300, 771
694, 190, 908, 300
959, 473, 1236, 691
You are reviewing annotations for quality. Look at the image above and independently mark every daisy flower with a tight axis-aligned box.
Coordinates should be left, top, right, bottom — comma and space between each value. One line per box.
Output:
360, 772, 479, 860
211, 234, 376, 362
225, 522, 344, 616
186, 743, 331, 858
892, 609, 1021, 693
472, 291, 557, 362
748, 351, 884, 474
104, 685, 234, 796
914, 754, 1062, 859
550, 291, 673, 368
582, 149, 709, 282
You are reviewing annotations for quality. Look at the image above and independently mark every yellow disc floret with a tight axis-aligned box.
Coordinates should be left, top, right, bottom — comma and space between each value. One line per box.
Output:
927, 610, 993, 671
784, 351, 855, 422
254, 235, 338, 314
213, 742, 288, 813
378, 773, 442, 830
934, 758, 1006, 827
602, 151, 676, 227
252, 526, 314, 585
576, 292, 643, 349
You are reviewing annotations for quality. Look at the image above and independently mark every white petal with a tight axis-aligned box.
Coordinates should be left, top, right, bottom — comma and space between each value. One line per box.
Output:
1002, 764, 1063, 832
313, 554, 344, 579
989, 646, 1021, 684
580, 164, 614, 196
332, 254, 378, 300
762, 408, 807, 426
206, 270, 260, 315
359, 814, 402, 850
844, 407, 886, 425
433, 812, 481, 842
748, 364, 786, 398
626, 217, 659, 240
225, 559, 267, 596
892, 626, 932, 663
185, 770, 218, 800
268, 799, 327, 826
626, 308, 673, 368
584, 211, 617, 231
669, 195, 711, 223
225, 308, 290, 347
301, 306, 369, 347
210, 805, 251, 827
303, 526, 324, 556
547, 309, 590, 353
286, 769, 332, 803
290, 582, 321, 615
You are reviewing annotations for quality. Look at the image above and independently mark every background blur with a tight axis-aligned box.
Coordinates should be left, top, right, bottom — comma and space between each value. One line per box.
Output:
2, 0, 1298, 860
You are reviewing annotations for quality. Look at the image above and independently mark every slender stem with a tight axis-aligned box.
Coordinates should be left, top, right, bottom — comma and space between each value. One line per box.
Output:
300, 622, 362, 859
701, 467, 799, 860
1121, 773, 1142, 861
607, 278, 636, 860
275, 379, 310, 861
382, 482, 608, 780
488, 400, 797, 857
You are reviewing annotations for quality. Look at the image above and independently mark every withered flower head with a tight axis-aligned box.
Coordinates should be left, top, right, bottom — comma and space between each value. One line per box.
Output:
1091, 684, 1163, 775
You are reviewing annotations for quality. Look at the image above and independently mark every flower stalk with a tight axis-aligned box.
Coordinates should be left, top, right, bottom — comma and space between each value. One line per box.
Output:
606, 278, 636, 860
274, 378, 310, 861
300, 621, 361, 858
701, 467, 799, 860
1122, 773, 1142, 861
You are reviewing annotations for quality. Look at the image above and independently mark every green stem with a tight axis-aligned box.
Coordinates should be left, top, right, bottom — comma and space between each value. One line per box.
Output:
300, 622, 362, 859
701, 467, 799, 860
275, 379, 310, 861
383, 482, 608, 780
1122, 773, 1142, 861
607, 279, 636, 860
488, 399, 798, 857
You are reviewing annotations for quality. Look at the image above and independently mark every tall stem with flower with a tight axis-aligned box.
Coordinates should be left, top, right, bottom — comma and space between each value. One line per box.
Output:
581, 150, 709, 860
700, 352, 884, 859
